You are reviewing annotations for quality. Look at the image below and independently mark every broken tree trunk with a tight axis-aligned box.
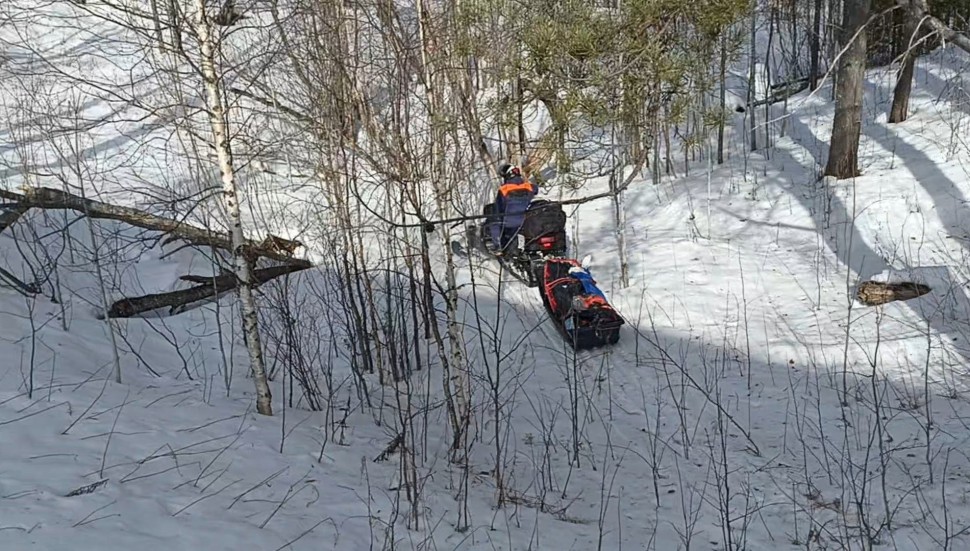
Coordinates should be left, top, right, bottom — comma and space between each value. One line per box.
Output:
747, 79, 810, 109
896, 0, 970, 55
108, 263, 308, 318
0, 187, 310, 268
0, 205, 41, 295
0, 205, 29, 234
857, 280, 931, 306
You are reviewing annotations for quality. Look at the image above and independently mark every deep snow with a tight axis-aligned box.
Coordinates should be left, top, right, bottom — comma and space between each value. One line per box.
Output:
2, 2, 970, 550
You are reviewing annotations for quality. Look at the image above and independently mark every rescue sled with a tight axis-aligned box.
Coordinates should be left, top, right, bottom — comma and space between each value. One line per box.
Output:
477, 199, 568, 287
538, 258, 624, 350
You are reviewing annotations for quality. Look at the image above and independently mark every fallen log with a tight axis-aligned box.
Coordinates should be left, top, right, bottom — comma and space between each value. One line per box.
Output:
108, 263, 309, 318
0, 205, 41, 295
0, 265, 40, 296
857, 280, 931, 306
0, 187, 311, 267
748, 80, 810, 109
0, 204, 30, 234
373, 433, 404, 463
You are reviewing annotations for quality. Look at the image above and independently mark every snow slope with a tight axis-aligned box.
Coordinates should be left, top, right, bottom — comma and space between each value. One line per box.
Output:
3, 2, 970, 550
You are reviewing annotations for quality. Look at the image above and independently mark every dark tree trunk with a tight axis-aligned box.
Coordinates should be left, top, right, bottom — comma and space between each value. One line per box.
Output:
888, 8, 919, 123
167, 0, 183, 53
747, 6, 758, 151
810, 0, 823, 90
888, 0, 970, 123
825, 0, 872, 179
896, 0, 970, 53
516, 76, 527, 164
765, 5, 776, 150
717, 32, 726, 164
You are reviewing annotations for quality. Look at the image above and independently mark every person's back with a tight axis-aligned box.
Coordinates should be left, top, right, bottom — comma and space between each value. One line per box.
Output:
490, 163, 538, 253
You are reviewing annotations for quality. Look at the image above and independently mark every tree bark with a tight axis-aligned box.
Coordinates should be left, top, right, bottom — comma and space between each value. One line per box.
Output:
824, 0, 871, 180
764, 4, 776, 150
897, 0, 970, 54
148, 0, 164, 49
889, 5, 920, 123
747, 5, 758, 152
515, 75, 527, 165
610, 164, 630, 288
810, 0, 823, 90
718, 33, 726, 165
416, 0, 469, 465
889, 0, 970, 125
194, 0, 273, 416
167, 0, 183, 54
520, 78, 570, 174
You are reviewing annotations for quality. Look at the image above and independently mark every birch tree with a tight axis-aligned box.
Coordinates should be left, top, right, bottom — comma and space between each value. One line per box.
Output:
415, 0, 472, 459
191, 0, 273, 415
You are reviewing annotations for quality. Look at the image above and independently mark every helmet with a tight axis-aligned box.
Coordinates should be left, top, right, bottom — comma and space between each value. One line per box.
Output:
499, 163, 521, 180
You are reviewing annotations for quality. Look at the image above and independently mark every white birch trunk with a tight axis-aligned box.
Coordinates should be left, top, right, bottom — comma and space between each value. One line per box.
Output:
611, 180, 629, 288
416, 0, 471, 457
611, 123, 630, 288
612, 58, 630, 289
81, 194, 123, 384
193, 0, 273, 415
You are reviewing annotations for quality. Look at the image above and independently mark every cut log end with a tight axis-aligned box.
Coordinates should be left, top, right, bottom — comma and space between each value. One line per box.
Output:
856, 280, 931, 306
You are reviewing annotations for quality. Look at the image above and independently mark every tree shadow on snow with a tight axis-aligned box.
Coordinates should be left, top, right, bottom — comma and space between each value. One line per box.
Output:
768, 108, 970, 370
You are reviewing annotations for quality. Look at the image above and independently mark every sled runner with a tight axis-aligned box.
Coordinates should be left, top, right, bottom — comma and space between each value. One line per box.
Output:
538, 258, 624, 350
477, 199, 568, 287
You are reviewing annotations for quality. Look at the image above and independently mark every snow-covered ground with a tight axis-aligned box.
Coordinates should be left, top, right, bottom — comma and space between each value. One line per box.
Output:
3, 2, 970, 550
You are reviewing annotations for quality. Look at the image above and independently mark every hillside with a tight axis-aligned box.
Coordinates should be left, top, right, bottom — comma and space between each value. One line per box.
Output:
2, 1, 970, 550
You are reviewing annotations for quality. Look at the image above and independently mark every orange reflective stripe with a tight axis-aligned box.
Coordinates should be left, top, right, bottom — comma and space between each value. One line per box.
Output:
499, 181, 534, 196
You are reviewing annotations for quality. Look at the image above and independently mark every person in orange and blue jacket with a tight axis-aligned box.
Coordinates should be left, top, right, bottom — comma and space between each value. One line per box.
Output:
489, 163, 539, 255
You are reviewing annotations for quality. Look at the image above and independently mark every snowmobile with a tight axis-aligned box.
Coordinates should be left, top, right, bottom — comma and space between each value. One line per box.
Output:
473, 199, 568, 287
538, 258, 624, 350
